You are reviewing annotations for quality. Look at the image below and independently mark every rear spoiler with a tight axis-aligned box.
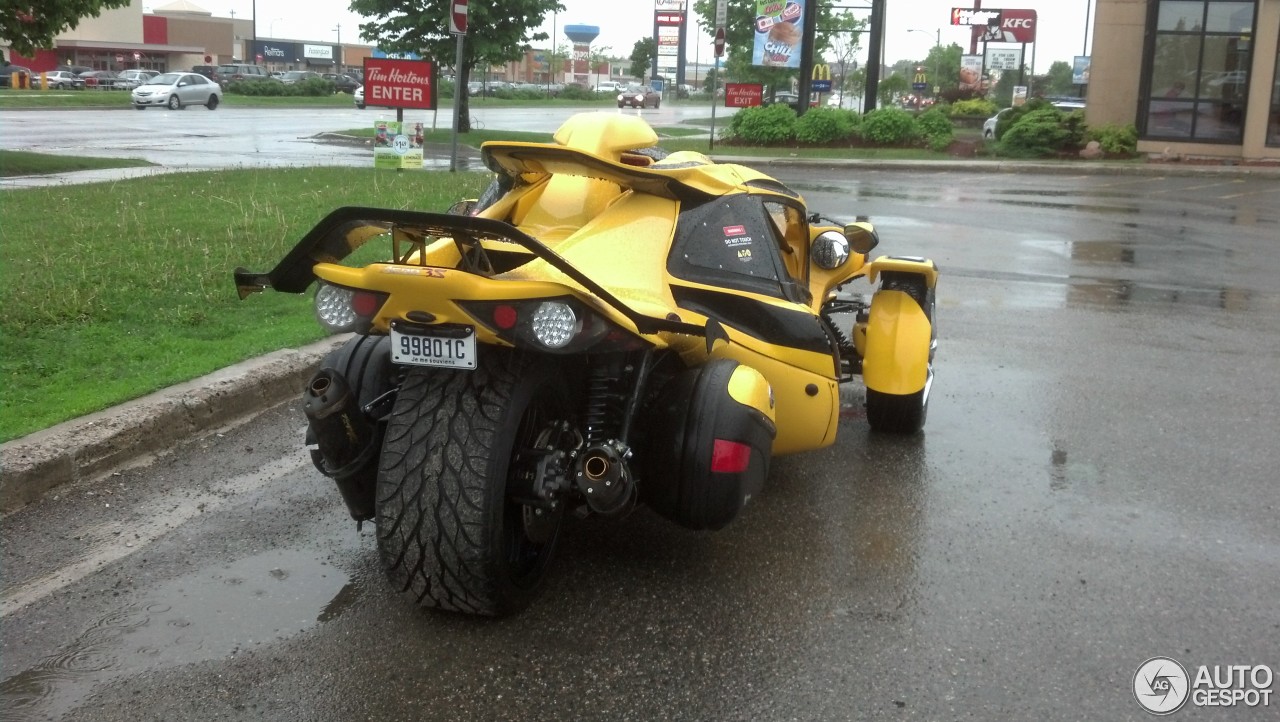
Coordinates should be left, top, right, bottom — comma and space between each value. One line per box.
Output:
233, 206, 707, 338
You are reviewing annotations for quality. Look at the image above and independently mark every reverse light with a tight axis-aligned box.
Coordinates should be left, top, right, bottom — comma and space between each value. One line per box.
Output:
530, 301, 579, 349
314, 282, 386, 334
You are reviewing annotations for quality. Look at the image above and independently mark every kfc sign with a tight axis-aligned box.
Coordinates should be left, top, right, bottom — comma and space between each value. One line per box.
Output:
363, 58, 437, 110
971, 8, 1037, 43
724, 82, 763, 108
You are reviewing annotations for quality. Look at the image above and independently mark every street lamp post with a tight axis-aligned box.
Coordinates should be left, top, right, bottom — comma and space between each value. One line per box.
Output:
908, 28, 941, 95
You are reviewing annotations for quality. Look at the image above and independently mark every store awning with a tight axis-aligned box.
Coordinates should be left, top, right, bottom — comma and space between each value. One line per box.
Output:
306, 58, 335, 66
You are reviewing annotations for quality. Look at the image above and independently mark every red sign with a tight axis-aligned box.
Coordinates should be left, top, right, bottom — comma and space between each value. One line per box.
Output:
450, 0, 468, 35
714, 28, 725, 57
363, 58, 437, 110
656, 12, 683, 25
975, 8, 1037, 43
951, 7, 1002, 26
724, 83, 763, 108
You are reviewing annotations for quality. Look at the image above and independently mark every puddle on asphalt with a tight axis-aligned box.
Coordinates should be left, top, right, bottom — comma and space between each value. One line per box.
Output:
0, 549, 353, 721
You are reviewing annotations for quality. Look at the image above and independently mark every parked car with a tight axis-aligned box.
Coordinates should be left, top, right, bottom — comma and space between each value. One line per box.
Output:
354, 84, 366, 109
216, 64, 272, 83
983, 108, 1012, 139
36, 70, 87, 90
79, 70, 122, 90
191, 65, 221, 84
596, 80, 624, 94
131, 71, 223, 110
115, 68, 159, 90
279, 70, 321, 85
763, 92, 818, 112
0, 65, 33, 88
323, 73, 359, 93
617, 83, 660, 109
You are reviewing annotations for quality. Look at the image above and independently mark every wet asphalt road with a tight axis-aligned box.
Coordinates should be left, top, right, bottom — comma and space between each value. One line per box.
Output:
3, 120, 1280, 720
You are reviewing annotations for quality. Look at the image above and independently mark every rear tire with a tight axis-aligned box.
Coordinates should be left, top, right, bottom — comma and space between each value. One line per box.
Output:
134, 105, 146, 110
376, 351, 568, 616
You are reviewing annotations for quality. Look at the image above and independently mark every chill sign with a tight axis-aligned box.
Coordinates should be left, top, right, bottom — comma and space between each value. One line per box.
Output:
362, 58, 437, 110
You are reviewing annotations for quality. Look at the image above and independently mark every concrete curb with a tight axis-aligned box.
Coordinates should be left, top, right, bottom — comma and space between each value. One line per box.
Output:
0, 336, 349, 514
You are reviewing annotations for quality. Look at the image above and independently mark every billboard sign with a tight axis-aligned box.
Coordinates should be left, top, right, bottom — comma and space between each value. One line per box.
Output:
1072, 56, 1091, 84
987, 48, 1022, 70
951, 8, 1002, 26
978, 9, 1037, 43
363, 58, 437, 110
752, 0, 805, 68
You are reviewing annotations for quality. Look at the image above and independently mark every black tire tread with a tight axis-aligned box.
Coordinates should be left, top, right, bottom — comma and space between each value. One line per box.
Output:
376, 352, 538, 615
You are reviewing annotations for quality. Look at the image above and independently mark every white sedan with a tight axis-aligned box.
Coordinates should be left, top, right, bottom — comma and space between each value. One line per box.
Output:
131, 72, 223, 110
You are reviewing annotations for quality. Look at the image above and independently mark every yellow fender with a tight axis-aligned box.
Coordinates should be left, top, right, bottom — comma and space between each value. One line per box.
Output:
862, 282, 935, 396
726, 364, 777, 429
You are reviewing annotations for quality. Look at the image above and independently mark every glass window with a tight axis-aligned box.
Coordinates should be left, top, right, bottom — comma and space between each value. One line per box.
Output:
1142, 0, 1258, 144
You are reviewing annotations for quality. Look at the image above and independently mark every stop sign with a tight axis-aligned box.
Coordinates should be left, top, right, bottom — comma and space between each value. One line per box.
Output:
449, 0, 468, 35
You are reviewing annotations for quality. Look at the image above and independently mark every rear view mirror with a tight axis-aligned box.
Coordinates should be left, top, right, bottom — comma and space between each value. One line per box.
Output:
812, 231, 850, 270
843, 221, 879, 255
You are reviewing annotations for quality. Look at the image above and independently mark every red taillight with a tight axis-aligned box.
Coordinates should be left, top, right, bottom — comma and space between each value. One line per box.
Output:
493, 304, 518, 329
710, 439, 752, 474
351, 291, 381, 317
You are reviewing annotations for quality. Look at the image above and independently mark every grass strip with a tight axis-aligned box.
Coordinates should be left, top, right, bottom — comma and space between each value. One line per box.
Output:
0, 149, 155, 177
0, 167, 490, 441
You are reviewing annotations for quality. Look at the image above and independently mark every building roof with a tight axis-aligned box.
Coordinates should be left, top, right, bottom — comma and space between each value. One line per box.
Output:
153, 0, 213, 15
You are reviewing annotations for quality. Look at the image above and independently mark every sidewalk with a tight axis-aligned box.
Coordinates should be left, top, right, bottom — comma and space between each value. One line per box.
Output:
4, 154, 1279, 513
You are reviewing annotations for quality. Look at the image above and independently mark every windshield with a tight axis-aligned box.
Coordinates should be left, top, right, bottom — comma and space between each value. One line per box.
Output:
151, 73, 181, 84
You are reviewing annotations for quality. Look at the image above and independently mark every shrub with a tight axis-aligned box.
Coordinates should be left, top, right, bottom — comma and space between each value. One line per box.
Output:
1087, 123, 1139, 155
998, 106, 1088, 157
730, 103, 797, 144
559, 83, 595, 101
914, 107, 954, 151
860, 107, 917, 145
794, 107, 856, 144
949, 98, 998, 118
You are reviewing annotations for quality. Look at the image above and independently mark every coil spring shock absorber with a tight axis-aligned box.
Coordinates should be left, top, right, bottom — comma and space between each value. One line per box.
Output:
581, 362, 621, 444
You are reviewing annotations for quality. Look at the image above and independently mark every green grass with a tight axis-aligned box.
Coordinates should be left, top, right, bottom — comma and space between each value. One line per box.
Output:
0, 149, 155, 177
0, 167, 490, 441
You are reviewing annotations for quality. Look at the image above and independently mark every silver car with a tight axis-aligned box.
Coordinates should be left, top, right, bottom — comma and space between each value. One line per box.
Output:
131, 72, 223, 110
37, 70, 86, 90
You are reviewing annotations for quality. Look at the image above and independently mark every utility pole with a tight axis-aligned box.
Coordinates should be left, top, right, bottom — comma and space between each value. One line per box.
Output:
864, 0, 885, 113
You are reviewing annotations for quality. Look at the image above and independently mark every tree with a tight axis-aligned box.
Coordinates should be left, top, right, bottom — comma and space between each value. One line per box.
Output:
703, 66, 720, 92
589, 46, 612, 87
349, 0, 564, 131
877, 73, 908, 107
629, 37, 656, 80
1042, 60, 1076, 96
1, 0, 132, 56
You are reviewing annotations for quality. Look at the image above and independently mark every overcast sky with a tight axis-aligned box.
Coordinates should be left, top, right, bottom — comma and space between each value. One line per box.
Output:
214, 0, 1096, 70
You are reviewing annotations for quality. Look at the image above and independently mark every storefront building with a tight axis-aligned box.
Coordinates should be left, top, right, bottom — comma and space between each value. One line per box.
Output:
3, 0, 365, 76
1089, 0, 1280, 161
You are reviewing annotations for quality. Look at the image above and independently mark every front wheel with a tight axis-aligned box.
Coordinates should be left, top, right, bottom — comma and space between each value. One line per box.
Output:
376, 352, 568, 616
206, 95, 219, 110
167, 95, 181, 110
356, 102, 366, 109
134, 105, 146, 111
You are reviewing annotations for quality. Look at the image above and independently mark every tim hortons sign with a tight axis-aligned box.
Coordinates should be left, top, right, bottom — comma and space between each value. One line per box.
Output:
363, 58, 437, 110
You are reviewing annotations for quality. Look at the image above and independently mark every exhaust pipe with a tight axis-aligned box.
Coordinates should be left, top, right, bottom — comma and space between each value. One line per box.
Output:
303, 369, 379, 521
574, 443, 633, 516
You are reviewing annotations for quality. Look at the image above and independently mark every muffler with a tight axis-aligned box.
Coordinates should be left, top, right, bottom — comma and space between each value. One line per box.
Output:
303, 368, 379, 521
574, 443, 634, 516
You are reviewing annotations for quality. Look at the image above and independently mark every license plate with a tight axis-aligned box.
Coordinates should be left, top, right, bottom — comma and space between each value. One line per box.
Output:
390, 325, 477, 370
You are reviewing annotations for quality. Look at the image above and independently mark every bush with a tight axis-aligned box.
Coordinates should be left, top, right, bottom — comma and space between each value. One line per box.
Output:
998, 106, 1088, 157
860, 107, 917, 145
559, 83, 595, 101
914, 107, 954, 152
1087, 123, 1139, 155
794, 107, 856, 144
949, 98, 998, 118
227, 77, 336, 97
729, 103, 797, 144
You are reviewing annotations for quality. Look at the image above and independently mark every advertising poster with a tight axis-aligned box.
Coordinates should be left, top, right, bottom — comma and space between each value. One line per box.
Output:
752, 0, 805, 68
373, 121, 424, 169
1073, 56, 1091, 85
959, 53, 989, 95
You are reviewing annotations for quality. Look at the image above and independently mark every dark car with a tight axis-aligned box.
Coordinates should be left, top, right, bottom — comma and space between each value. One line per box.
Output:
79, 70, 121, 90
763, 92, 818, 112
216, 63, 271, 83
191, 65, 221, 84
0, 65, 33, 88
617, 83, 660, 109
279, 70, 321, 85
323, 73, 359, 93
